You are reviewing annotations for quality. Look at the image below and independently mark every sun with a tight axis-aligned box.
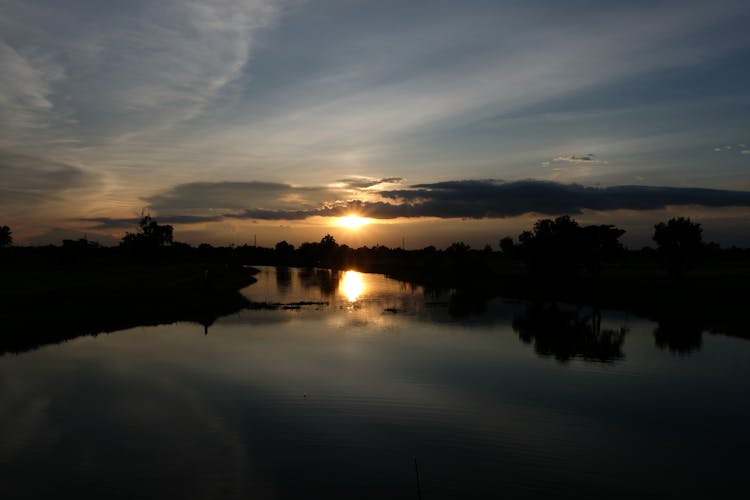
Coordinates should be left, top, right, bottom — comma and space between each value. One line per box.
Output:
337, 214, 370, 229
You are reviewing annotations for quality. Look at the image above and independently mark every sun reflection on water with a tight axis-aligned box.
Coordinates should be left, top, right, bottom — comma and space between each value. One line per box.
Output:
340, 270, 365, 302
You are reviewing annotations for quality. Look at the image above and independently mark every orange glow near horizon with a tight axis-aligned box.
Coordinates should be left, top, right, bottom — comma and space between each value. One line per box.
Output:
337, 214, 370, 229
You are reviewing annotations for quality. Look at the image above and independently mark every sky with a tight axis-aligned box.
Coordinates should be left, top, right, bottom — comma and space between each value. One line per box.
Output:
2, 0, 750, 248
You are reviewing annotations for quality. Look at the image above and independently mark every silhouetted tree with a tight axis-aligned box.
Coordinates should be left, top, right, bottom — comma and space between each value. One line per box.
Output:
320, 234, 337, 249
0, 225, 11, 247
121, 214, 173, 248
62, 237, 100, 249
653, 217, 703, 276
314, 234, 341, 268
579, 224, 626, 276
499, 236, 516, 257
516, 216, 625, 276
446, 241, 470, 254
275, 240, 295, 264
518, 215, 581, 273
275, 240, 294, 253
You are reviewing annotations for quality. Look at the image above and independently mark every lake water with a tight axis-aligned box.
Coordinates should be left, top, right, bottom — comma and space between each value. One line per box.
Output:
2, 267, 749, 499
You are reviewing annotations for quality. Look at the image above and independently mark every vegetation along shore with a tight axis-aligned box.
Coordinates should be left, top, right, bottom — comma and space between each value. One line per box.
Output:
2, 214, 748, 354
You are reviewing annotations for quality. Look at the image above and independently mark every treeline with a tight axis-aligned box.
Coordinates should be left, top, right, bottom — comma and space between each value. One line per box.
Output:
2, 214, 750, 343
2, 215, 750, 277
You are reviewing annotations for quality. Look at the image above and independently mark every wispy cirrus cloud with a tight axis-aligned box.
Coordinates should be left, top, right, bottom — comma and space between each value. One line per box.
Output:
150, 0, 750, 178
0, 39, 68, 146
4, 0, 750, 244
0, 0, 282, 148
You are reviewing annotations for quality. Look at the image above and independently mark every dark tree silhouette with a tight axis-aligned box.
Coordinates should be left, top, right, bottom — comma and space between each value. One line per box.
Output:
499, 236, 516, 256
653, 217, 703, 276
518, 215, 581, 273
297, 234, 343, 268
446, 241, 470, 254
320, 234, 338, 250
275, 240, 295, 253
0, 225, 11, 247
516, 216, 625, 275
579, 224, 626, 276
121, 214, 173, 248
274, 240, 295, 264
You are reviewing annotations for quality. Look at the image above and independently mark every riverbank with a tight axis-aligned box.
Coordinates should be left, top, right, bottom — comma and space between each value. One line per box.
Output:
367, 258, 750, 340
3, 253, 748, 354
0, 263, 258, 354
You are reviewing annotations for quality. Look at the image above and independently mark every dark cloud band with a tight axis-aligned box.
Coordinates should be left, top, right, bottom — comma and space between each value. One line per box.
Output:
375, 180, 750, 217
81, 179, 750, 230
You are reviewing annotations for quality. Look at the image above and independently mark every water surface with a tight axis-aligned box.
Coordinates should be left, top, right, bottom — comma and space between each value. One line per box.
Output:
1, 267, 748, 499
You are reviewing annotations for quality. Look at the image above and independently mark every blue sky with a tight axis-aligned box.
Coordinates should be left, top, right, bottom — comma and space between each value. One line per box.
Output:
2, 0, 750, 247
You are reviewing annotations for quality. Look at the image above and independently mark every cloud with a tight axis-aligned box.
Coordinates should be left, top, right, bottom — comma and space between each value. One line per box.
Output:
0, 40, 68, 146
336, 177, 403, 189
371, 180, 750, 218
143, 181, 343, 215
3, 0, 749, 192
229, 181, 750, 220
0, 0, 281, 146
87, 179, 750, 226
174, 0, 750, 171
81, 215, 223, 231
544, 154, 608, 166
714, 144, 749, 154
27, 227, 119, 246
0, 150, 96, 207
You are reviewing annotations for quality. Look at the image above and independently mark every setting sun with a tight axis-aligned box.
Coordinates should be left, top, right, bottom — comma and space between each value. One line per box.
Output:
338, 214, 370, 229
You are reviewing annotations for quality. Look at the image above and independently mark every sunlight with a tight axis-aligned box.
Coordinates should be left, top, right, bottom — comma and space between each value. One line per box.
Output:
340, 270, 365, 302
337, 214, 370, 229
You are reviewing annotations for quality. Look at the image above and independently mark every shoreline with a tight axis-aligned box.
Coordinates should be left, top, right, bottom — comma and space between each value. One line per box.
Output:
0, 263, 258, 354
2, 257, 748, 354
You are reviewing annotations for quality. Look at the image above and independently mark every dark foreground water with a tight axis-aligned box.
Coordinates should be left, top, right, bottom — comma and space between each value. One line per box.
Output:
2, 267, 749, 499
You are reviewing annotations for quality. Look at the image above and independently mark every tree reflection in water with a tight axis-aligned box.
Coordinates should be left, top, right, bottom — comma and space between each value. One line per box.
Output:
512, 303, 628, 363
298, 267, 338, 296
653, 319, 703, 355
275, 266, 293, 297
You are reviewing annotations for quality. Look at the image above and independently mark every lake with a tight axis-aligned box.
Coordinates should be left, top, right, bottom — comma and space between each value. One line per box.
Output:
1, 266, 749, 499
